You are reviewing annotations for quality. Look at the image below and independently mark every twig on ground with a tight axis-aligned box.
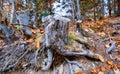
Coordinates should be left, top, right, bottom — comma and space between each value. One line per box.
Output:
0, 43, 20, 59
34, 48, 40, 66
106, 42, 116, 53
2, 46, 30, 71
34, 42, 45, 67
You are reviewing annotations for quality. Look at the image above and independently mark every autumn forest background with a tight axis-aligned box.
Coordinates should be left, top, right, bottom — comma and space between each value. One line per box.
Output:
0, 0, 120, 74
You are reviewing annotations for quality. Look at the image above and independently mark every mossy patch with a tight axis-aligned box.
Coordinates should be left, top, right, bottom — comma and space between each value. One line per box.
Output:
67, 32, 76, 46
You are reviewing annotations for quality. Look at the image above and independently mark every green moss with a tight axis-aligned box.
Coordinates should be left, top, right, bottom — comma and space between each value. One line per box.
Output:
67, 34, 75, 46
15, 25, 23, 31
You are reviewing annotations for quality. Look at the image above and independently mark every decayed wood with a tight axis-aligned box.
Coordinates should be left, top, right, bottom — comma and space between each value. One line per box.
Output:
44, 19, 101, 60
41, 19, 103, 70
40, 0, 103, 71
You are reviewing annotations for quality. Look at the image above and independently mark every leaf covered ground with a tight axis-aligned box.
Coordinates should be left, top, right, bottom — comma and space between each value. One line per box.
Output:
0, 17, 120, 74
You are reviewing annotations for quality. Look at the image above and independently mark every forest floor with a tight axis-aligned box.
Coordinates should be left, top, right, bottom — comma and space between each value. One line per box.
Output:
0, 17, 120, 74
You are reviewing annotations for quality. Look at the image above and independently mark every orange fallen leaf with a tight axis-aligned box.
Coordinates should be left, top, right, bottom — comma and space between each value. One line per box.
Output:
114, 56, 119, 60
26, 38, 34, 43
98, 55, 105, 62
107, 61, 113, 66
107, 65, 112, 69
40, 30, 45, 34
31, 29, 40, 33
113, 64, 118, 69
36, 29, 40, 32
115, 37, 120, 41
75, 70, 80, 74
91, 68, 99, 73
31, 29, 36, 33
36, 41, 40, 48
117, 64, 120, 69
14, 41, 19, 44
101, 66, 106, 71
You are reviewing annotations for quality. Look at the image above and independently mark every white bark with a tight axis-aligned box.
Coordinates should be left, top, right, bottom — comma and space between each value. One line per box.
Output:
22, 0, 27, 5
76, 0, 81, 20
10, 0, 14, 24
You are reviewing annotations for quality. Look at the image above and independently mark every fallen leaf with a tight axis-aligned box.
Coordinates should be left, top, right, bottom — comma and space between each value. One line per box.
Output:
113, 64, 118, 69
107, 61, 113, 66
91, 68, 99, 73
97, 32, 106, 37
40, 29, 45, 34
105, 44, 110, 48
98, 71, 104, 74
26, 38, 34, 43
14, 40, 19, 44
36, 41, 40, 48
31, 29, 40, 33
107, 65, 112, 69
114, 56, 119, 60
98, 55, 105, 62
75, 70, 80, 74
31, 29, 36, 33
101, 66, 106, 72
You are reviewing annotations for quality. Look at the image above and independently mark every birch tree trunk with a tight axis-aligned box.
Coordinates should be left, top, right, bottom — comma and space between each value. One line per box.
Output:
76, 0, 81, 20
117, 0, 120, 16
10, 0, 15, 24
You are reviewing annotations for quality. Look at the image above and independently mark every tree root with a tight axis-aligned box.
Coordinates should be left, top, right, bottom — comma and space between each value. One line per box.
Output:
66, 58, 74, 74
34, 41, 53, 70
40, 44, 103, 71
55, 47, 103, 61
41, 49, 53, 70
65, 57, 83, 74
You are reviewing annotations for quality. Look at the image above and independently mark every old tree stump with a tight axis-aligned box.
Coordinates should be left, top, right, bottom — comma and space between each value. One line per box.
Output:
38, 0, 104, 71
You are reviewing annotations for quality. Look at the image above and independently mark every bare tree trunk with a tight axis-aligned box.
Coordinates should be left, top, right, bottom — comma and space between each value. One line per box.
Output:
22, 0, 26, 5
75, 0, 83, 37
76, 0, 81, 20
71, 0, 76, 23
117, 0, 120, 16
10, 0, 15, 24
99, 0, 104, 19
94, 0, 96, 21
108, 0, 112, 17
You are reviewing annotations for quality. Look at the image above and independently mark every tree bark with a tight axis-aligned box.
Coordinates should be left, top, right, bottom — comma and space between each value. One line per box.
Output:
108, 0, 112, 17
117, 0, 120, 16
10, 0, 15, 24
